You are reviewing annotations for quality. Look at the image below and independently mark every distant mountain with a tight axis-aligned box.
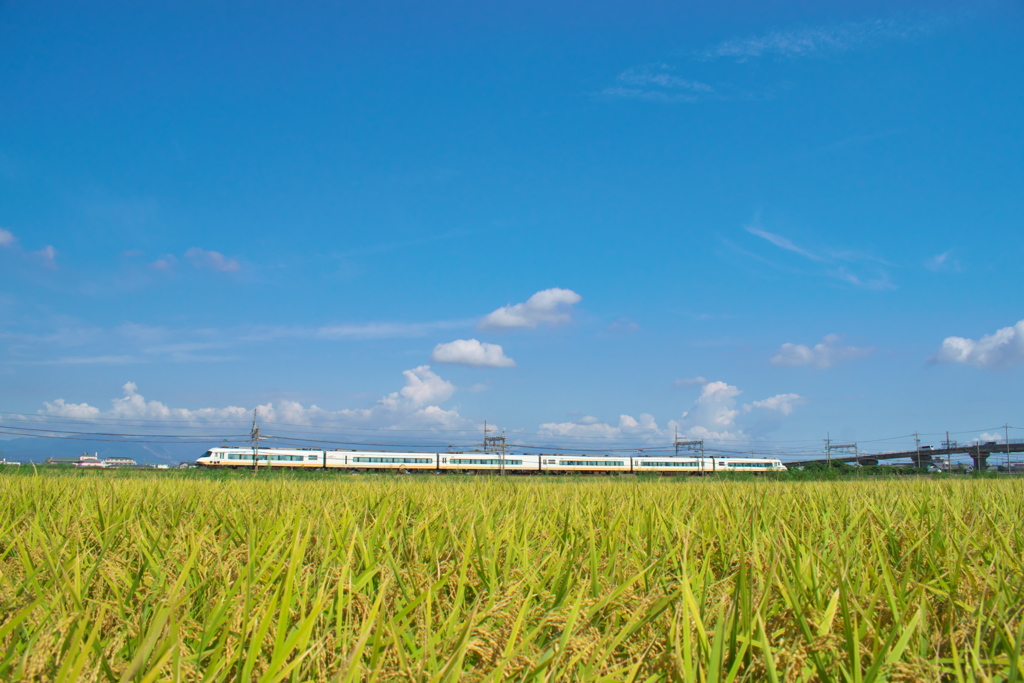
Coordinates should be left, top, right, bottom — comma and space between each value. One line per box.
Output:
0, 437, 215, 465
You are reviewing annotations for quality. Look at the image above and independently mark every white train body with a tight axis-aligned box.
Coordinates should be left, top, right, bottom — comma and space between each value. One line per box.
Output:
196, 448, 786, 474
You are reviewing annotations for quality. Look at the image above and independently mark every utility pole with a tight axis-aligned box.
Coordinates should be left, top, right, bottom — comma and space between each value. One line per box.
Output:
914, 432, 921, 470
826, 440, 857, 469
944, 431, 952, 472
825, 432, 831, 468
500, 429, 506, 477
251, 408, 261, 473
674, 436, 704, 459
483, 420, 507, 475
1005, 424, 1011, 472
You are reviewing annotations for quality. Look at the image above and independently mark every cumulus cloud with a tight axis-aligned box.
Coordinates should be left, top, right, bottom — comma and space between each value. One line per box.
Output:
745, 393, 802, 416
932, 320, 1024, 369
479, 288, 582, 331
430, 339, 516, 368
184, 247, 240, 272
538, 413, 663, 440
676, 380, 803, 441
38, 366, 467, 430
0, 228, 16, 247
534, 379, 802, 445
771, 334, 872, 369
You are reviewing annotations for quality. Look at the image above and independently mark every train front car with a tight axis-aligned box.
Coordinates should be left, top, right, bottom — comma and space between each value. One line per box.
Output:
196, 447, 324, 468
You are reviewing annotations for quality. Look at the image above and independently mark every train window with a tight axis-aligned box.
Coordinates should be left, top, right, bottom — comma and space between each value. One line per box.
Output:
307, 455, 318, 461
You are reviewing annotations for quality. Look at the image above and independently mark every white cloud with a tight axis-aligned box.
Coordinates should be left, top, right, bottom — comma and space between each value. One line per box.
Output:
536, 380, 801, 445
151, 254, 177, 271
38, 366, 467, 431
40, 398, 102, 418
926, 250, 962, 272
479, 288, 582, 331
0, 228, 16, 247
607, 318, 640, 332
771, 334, 872, 369
538, 413, 663, 440
430, 339, 516, 368
932, 320, 1024, 369
699, 17, 939, 62
676, 380, 803, 441
184, 247, 240, 272
34, 245, 57, 268
673, 376, 708, 387
746, 393, 802, 416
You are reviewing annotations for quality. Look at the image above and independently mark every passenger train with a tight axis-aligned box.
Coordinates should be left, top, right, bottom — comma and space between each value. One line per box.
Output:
195, 447, 786, 474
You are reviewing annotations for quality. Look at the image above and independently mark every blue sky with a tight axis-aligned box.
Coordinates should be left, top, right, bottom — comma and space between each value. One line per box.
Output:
2, 0, 1023, 459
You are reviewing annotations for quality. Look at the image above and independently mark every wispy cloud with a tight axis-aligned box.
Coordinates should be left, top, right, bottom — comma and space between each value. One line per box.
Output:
603, 13, 949, 106
602, 65, 716, 103
746, 225, 822, 261
926, 250, 962, 272
742, 221, 896, 291
11, 355, 142, 366
245, 319, 472, 342
184, 247, 240, 272
698, 16, 943, 62
828, 267, 895, 291
32, 245, 57, 269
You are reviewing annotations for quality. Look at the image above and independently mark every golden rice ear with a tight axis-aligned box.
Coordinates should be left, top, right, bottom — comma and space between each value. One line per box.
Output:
0, 471, 997, 681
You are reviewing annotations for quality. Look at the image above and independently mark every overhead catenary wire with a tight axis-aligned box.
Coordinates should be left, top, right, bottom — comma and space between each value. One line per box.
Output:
2, 414, 1021, 463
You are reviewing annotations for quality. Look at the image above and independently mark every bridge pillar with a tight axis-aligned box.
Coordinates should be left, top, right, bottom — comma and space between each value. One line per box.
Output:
911, 453, 934, 469
972, 452, 988, 471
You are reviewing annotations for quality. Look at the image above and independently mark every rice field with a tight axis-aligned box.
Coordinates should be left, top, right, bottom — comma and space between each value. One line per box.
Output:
0, 470, 1022, 681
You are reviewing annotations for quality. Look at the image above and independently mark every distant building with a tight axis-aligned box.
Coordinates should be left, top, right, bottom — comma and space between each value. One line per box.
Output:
102, 457, 136, 467
44, 452, 105, 467
42, 452, 138, 468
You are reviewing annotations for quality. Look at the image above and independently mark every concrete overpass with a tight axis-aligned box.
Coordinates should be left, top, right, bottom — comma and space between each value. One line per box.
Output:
788, 439, 1024, 470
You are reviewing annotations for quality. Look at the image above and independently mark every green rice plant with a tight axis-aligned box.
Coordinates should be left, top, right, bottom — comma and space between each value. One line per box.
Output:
0, 471, 1022, 681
